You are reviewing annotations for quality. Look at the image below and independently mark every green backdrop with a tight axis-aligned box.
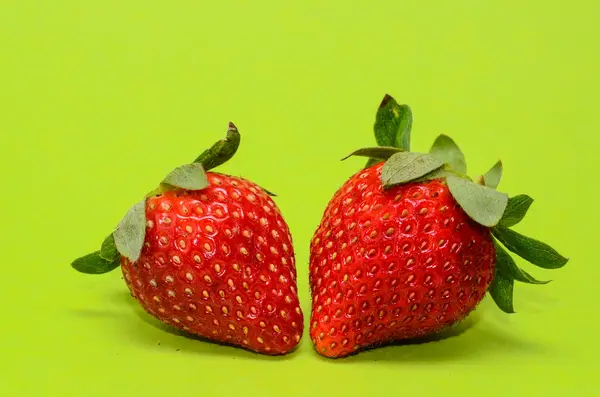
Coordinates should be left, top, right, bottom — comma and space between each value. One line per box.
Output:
1, 1, 598, 396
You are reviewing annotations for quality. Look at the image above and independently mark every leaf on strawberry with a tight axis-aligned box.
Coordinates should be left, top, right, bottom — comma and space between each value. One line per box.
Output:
499, 194, 534, 228
492, 227, 569, 269
494, 240, 550, 284
162, 163, 209, 191
480, 160, 503, 189
429, 134, 467, 174
374, 94, 413, 150
71, 251, 120, 274
367, 94, 412, 168
343, 146, 404, 162
489, 270, 515, 313
260, 186, 277, 197
113, 200, 147, 263
412, 166, 455, 183
100, 234, 119, 262
446, 175, 508, 227
193, 122, 241, 171
381, 152, 444, 188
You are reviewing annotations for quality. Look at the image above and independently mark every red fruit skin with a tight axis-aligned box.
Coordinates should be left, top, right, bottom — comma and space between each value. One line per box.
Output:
309, 163, 495, 358
121, 172, 304, 355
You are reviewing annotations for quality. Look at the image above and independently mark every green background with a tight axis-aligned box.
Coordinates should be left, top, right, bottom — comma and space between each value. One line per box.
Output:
1, 1, 598, 396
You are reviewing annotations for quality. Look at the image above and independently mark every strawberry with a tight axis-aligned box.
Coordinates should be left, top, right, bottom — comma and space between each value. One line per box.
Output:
308, 95, 568, 358
72, 123, 303, 355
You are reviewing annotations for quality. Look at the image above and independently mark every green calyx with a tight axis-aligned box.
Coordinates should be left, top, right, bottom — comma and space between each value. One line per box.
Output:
71, 122, 245, 274
364, 95, 412, 168
193, 122, 242, 170
342, 93, 570, 314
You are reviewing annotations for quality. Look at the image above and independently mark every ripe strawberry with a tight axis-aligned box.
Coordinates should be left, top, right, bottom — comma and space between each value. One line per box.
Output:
309, 95, 568, 358
73, 123, 303, 355
309, 164, 493, 356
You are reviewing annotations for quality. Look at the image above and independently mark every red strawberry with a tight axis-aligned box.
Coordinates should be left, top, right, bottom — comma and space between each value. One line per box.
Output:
73, 123, 303, 355
309, 164, 493, 356
309, 95, 568, 358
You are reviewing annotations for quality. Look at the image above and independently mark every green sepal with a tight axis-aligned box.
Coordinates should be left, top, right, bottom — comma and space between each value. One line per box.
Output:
113, 199, 147, 263
100, 234, 119, 262
429, 134, 467, 174
499, 195, 534, 228
144, 186, 163, 198
365, 158, 378, 168
480, 160, 503, 189
366, 94, 412, 168
494, 240, 550, 284
412, 164, 474, 184
71, 251, 120, 274
488, 269, 515, 314
342, 146, 405, 162
446, 175, 509, 227
374, 94, 413, 150
261, 187, 277, 197
381, 152, 444, 188
193, 122, 241, 171
161, 162, 209, 191
412, 166, 455, 183
492, 227, 569, 269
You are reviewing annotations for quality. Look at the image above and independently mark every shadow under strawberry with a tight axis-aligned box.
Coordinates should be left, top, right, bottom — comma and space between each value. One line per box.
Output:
314, 300, 550, 363
113, 290, 302, 360
309, 308, 479, 361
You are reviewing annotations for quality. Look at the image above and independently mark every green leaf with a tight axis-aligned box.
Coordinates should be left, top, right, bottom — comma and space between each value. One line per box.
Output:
365, 157, 380, 168
144, 186, 162, 198
374, 94, 413, 150
412, 166, 455, 183
100, 234, 119, 262
113, 200, 147, 263
499, 195, 534, 228
481, 160, 503, 189
412, 164, 475, 184
71, 251, 120, 274
259, 186, 277, 196
162, 163, 209, 191
446, 175, 509, 227
381, 152, 445, 188
193, 122, 241, 171
492, 227, 569, 269
365, 158, 378, 168
494, 240, 550, 284
365, 95, 412, 169
429, 134, 467, 174
488, 270, 515, 313
342, 146, 404, 162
